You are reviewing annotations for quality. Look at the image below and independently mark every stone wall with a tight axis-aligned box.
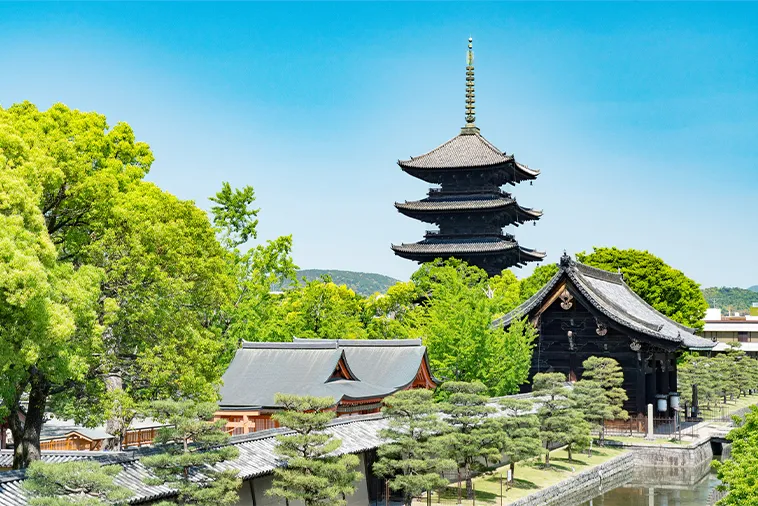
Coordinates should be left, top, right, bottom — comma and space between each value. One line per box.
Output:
506, 453, 635, 506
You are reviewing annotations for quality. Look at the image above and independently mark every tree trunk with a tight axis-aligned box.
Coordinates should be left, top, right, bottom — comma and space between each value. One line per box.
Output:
545, 443, 550, 467
10, 372, 48, 469
465, 462, 473, 500
567, 444, 573, 462
104, 372, 125, 451
509, 461, 516, 483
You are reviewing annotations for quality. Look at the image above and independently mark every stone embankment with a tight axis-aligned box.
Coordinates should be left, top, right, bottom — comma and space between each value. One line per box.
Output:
509, 437, 717, 506
507, 453, 635, 506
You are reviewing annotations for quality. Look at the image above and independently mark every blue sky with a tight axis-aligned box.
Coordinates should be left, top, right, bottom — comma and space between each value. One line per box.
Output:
2, 2, 757, 288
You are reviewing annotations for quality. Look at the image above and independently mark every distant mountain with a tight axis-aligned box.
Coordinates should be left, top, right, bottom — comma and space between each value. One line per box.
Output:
294, 269, 401, 296
702, 286, 758, 314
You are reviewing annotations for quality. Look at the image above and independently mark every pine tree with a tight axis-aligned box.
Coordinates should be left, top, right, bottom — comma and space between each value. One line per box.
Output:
23, 460, 132, 506
140, 400, 241, 506
498, 398, 542, 482
373, 390, 456, 506
439, 381, 501, 499
576, 357, 628, 444
532, 372, 580, 466
268, 394, 362, 506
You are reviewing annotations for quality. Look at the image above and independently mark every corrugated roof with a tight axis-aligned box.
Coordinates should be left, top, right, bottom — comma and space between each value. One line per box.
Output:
219, 340, 431, 409
493, 255, 715, 350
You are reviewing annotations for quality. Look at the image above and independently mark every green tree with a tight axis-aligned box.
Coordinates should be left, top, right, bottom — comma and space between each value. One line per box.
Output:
23, 460, 132, 506
140, 400, 241, 506
416, 259, 535, 395
373, 390, 456, 506
576, 247, 707, 330
533, 372, 582, 466
518, 264, 559, 303
570, 380, 613, 448
268, 394, 362, 506
210, 182, 298, 350
363, 281, 421, 340
0, 167, 102, 468
714, 406, 758, 505
1, 103, 236, 466
439, 381, 501, 499
498, 398, 543, 482
579, 356, 628, 443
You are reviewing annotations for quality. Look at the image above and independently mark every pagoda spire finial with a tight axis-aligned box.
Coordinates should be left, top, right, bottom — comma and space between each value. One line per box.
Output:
462, 37, 479, 134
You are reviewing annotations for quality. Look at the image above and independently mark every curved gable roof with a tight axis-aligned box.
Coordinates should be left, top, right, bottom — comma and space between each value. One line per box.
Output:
493, 255, 714, 350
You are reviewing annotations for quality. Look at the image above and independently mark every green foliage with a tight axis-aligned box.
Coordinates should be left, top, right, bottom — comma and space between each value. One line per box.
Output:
498, 398, 543, 481
533, 372, 589, 465
269, 394, 362, 506
439, 381, 500, 499
701, 286, 758, 316
714, 406, 758, 505
1, 102, 238, 466
576, 357, 628, 443
518, 264, 559, 303
288, 269, 401, 297
576, 247, 707, 330
415, 260, 535, 396
140, 400, 241, 506
374, 390, 456, 506
23, 461, 132, 505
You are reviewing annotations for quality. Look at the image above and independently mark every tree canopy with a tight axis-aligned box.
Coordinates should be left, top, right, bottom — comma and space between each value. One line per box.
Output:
577, 247, 708, 329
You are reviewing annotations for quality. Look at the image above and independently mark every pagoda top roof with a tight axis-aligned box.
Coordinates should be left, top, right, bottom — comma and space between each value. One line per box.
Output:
493, 254, 715, 351
398, 130, 540, 176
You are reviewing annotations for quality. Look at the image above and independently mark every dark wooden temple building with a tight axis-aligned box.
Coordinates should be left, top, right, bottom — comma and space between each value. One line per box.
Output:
392, 38, 545, 275
494, 253, 715, 415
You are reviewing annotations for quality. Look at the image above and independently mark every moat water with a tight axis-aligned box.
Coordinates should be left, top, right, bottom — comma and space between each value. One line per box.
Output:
577, 464, 721, 506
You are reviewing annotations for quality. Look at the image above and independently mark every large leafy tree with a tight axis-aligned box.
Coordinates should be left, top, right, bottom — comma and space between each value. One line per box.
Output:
268, 394, 362, 506
23, 460, 133, 506
141, 400, 241, 506
576, 247, 707, 330
373, 389, 455, 506
1, 103, 235, 466
439, 381, 500, 500
414, 259, 535, 395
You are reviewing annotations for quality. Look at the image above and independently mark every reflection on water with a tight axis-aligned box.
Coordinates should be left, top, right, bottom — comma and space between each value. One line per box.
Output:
577, 471, 721, 506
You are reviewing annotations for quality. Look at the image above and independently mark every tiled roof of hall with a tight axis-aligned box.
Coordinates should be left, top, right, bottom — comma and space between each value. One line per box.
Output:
492, 254, 716, 351
398, 129, 540, 176
395, 194, 543, 217
392, 238, 547, 261
218, 339, 435, 410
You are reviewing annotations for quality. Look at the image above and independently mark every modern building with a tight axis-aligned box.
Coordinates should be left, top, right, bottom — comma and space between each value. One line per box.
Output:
494, 253, 716, 415
703, 304, 758, 356
215, 339, 438, 435
392, 38, 545, 275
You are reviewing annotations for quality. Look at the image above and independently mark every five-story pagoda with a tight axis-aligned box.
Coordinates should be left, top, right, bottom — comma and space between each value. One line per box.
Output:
392, 38, 546, 275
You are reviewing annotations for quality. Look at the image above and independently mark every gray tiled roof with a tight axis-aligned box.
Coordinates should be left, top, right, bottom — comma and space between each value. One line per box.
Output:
0, 450, 132, 469
399, 131, 540, 177
493, 255, 715, 350
392, 237, 519, 255
0, 414, 388, 505
219, 340, 432, 409
396, 195, 516, 212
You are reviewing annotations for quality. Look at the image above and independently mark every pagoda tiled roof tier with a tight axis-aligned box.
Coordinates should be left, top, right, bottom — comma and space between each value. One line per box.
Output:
394, 194, 542, 225
391, 237, 546, 273
398, 131, 539, 184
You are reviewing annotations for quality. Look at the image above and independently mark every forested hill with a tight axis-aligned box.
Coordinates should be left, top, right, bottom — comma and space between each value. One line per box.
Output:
294, 269, 401, 296
702, 286, 758, 314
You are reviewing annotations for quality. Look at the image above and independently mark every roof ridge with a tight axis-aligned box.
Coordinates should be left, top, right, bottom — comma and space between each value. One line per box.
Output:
399, 134, 462, 164
293, 338, 423, 347
572, 262, 624, 284
474, 132, 509, 158
241, 341, 337, 350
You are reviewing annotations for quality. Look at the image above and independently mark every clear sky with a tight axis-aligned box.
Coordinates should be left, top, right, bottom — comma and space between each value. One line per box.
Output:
2, 2, 757, 288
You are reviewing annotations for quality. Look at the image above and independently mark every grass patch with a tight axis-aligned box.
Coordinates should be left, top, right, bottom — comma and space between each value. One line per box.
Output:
420, 446, 627, 505
604, 435, 687, 446
697, 394, 758, 417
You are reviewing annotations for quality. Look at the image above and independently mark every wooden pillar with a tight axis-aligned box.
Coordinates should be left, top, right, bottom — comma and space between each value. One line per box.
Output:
636, 354, 646, 414
669, 357, 677, 393
661, 354, 670, 395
